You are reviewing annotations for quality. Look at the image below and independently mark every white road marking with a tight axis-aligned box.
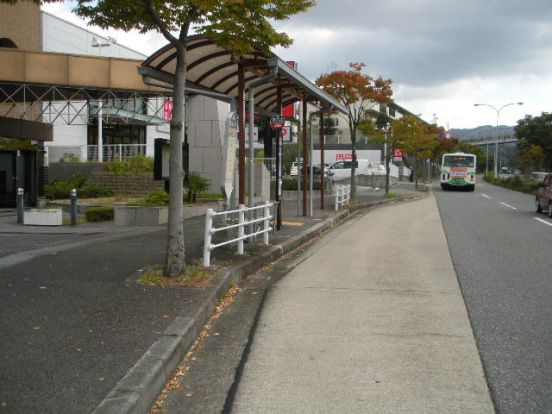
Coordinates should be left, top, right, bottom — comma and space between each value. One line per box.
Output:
481, 194, 492, 199
534, 217, 552, 227
500, 202, 517, 210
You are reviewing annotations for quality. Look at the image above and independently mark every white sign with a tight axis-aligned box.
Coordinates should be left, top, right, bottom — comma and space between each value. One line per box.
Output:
282, 126, 290, 142
244, 125, 259, 141
221, 112, 238, 199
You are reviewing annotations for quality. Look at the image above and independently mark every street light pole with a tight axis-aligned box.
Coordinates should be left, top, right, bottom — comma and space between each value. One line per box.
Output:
473, 102, 523, 177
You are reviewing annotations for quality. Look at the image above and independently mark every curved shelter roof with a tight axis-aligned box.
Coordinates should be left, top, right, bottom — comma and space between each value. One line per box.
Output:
140, 35, 346, 115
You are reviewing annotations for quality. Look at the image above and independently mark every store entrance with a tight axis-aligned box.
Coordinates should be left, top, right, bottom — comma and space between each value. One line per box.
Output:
0, 151, 16, 208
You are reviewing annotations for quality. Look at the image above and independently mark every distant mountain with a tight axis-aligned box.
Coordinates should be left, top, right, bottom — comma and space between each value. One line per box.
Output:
450, 125, 515, 141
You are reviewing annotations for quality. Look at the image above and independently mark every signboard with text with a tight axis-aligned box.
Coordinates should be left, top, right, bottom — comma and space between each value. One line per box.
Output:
221, 112, 239, 199
393, 148, 403, 162
336, 153, 353, 161
163, 98, 173, 121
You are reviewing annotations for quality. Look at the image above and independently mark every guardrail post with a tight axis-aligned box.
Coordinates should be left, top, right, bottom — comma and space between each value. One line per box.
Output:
335, 186, 339, 212
17, 188, 24, 224
263, 201, 270, 245
70, 188, 78, 226
203, 208, 214, 267
238, 204, 245, 255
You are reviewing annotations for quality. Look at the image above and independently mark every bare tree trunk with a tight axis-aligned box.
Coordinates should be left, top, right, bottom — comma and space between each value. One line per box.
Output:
164, 44, 187, 277
350, 126, 357, 197
385, 147, 390, 195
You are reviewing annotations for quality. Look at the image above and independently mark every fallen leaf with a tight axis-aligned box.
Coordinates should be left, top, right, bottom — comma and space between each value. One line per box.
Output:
75, 348, 82, 352
32, 326, 40, 330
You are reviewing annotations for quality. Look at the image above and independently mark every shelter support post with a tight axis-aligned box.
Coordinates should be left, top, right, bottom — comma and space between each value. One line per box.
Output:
238, 64, 245, 205
320, 110, 325, 209
302, 99, 308, 216
276, 84, 283, 230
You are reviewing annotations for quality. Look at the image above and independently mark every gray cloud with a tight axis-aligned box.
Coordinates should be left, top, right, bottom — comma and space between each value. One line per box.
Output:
275, 0, 552, 87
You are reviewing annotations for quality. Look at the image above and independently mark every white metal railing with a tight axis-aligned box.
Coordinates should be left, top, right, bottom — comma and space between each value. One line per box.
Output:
334, 184, 351, 211
88, 144, 149, 162
203, 201, 275, 267
46, 144, 152, 163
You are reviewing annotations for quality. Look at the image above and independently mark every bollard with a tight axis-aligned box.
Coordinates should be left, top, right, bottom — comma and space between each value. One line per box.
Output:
17, 188, 24, 224
203, 208, 213, 267
238, 204, 245, 255
263, 201, 270, 245
70, 188, 78, 226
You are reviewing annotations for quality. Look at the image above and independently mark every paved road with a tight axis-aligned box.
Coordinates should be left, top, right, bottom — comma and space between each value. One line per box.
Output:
434, 180, 552, 413
227, 196, 492, 413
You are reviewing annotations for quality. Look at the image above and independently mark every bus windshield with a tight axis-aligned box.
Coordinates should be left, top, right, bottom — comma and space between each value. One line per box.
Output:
443, 155, 475, 168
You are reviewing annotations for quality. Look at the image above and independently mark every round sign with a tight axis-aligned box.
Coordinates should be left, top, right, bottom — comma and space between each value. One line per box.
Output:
270, 115, 285, 130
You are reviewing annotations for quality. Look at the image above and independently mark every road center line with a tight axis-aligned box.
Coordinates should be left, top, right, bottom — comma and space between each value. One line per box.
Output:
500, 202, 517, 210
481, 194, 492, 199
534, 217, 552, 227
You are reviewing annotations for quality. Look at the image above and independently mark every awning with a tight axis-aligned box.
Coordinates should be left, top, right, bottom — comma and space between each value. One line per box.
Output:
0, 117, 53, 141
140, 35, 347, 115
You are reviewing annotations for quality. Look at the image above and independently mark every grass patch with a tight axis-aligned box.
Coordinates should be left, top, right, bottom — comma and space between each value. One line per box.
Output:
384, 192, 399, 199
138, 265, 214, 288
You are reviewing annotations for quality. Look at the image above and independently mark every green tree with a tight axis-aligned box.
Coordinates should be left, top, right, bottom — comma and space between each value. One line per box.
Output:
316, 63, 393, 196
517, 139, 544, 174
514, 112, 552, 170
392, 116, 438, 188
7, 0, 314, 276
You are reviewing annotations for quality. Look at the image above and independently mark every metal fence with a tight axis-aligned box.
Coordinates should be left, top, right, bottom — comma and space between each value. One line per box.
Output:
203, 201, 275, 267
87, 144, 149, 162
46, 144, 151, 164
334, 184, 351, 211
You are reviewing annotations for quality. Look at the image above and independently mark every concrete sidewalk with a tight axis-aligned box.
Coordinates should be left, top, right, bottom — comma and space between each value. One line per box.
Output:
229, 196, 493, 413
0, 183, 422, 414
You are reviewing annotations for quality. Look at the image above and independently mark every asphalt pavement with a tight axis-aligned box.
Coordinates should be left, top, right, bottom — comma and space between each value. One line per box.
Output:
0, 183, 419, 414
435, 179, 552, 413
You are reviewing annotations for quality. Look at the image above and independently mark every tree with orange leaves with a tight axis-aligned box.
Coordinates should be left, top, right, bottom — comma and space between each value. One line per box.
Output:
316, 63, 393, 196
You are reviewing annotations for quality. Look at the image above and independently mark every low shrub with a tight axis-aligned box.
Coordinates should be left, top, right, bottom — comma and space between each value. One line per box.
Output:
79, 183, 114, 198
143, 190, 169, 206
44, 173, 87, 200
85, 207, 114, 222
184, 172, 210, 202
58, 153, 80, 163
106, 155, 154, 176
282, 178, 321, 191
484, 173, 539, 195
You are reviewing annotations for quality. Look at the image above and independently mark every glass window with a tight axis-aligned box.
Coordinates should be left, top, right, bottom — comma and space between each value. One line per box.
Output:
443, 155, 475, 167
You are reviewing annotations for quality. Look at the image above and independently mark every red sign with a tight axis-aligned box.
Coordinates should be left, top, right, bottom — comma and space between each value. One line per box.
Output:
393, 148, 402, 161
336, 153, 353, 161
163, 98, 173, 121
282, 61, 297, 118
270, 114, 285, 130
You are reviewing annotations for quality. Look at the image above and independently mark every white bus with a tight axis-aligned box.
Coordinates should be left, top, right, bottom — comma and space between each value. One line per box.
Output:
440, 152, 477, 191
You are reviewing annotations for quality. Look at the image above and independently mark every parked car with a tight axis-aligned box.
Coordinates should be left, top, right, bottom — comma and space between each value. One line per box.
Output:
536, 173, 552, 217
290, 161, 300, 176
498, 167, 512, 179
326, 159, 372, 181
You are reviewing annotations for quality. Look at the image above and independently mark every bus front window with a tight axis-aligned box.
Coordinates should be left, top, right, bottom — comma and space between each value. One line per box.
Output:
444, 156, 474, 167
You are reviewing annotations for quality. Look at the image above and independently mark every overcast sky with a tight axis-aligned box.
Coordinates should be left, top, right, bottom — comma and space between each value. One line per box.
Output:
43, 0, 552, 129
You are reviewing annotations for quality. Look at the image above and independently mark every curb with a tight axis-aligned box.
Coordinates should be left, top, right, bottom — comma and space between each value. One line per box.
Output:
92, 191, 427, 414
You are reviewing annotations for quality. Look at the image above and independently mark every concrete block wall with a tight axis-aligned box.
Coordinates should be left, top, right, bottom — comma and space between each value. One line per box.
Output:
87, 171, 164, 196
187, 95, 230, 195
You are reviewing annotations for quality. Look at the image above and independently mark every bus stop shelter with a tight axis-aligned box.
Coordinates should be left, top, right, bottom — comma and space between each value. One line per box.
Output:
140, 35, 347, 218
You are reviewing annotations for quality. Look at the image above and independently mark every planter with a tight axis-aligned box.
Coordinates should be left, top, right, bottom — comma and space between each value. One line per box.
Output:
114, 205, 168, 226
24, 209, 63, 226
114, 202, 220, 226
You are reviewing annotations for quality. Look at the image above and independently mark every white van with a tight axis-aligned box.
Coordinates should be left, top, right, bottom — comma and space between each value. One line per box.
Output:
326, 159, 371, 181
